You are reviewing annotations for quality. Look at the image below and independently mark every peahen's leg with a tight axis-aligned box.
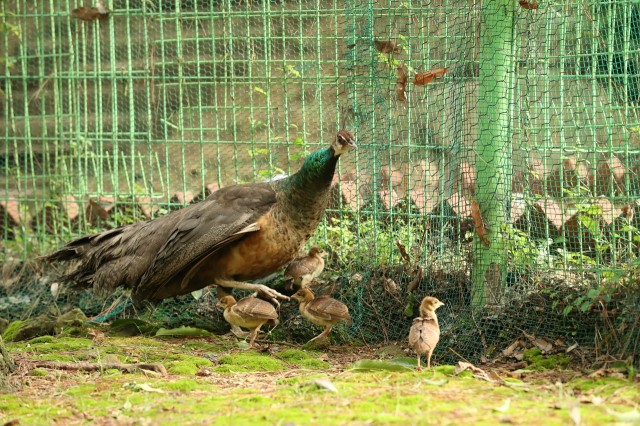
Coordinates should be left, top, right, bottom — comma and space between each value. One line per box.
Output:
216, 279, 290, 306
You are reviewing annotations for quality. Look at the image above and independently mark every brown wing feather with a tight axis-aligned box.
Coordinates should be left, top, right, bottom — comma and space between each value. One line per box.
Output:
45, 183, 277, 302
408, 317, 440, 353
284, 257, 320, 279
307, 296, 350, 322
234, 297, 278, 321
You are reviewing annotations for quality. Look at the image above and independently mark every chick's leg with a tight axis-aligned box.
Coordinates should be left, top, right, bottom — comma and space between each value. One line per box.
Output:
309, 326, 332, 343
216, 279, 290, 306
426, 350, 433, 370
248, 324, 263, 348
416, 354, 423, 372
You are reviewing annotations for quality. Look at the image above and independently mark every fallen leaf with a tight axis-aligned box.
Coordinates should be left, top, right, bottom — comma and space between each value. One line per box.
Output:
455, 361, 486, 375
523, 331, 554, 353
351, 359, 413, 372
569, 402, 581, 426
123, 382, 164, 393
422, 378, 448, 386
413, 68, 448, 86
471, 198, 490, 247
578, 394, 603, 405
518, 0, 538, 9
155, 326, 212, 337
308, 378, 338, 393
606, 409, 640, 423
493, 399, 511, 413
396, 65, 409, 102
502, 339, 522, 357
71, 1, 110, 21
455, 361, 498, 382
566, 343, 579, 353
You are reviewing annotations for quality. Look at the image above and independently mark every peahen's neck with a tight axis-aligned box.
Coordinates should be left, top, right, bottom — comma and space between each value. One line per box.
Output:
275, 146, 340, 224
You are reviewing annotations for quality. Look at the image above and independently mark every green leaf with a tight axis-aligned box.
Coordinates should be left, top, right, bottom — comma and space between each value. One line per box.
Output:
155, 326, 212, 337
586, 288, 600, 299
350, 359, 413, 372
110, 319, 158, 336
254, 86, 267, 96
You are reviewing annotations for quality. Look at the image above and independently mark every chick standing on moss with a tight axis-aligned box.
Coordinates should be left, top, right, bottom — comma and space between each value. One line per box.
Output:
291, 288, 350, 344
408, 296, 444, 371
284, 247, 328, 291
216, 295, 278, 347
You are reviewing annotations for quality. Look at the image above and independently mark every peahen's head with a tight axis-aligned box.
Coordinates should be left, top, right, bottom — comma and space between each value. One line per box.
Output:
332, 129, 357, 156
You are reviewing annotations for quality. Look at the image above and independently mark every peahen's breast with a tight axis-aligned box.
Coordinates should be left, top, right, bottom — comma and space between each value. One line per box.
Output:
212, 208, 310, 280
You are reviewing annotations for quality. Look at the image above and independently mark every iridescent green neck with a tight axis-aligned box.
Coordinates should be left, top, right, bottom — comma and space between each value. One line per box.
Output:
277, 146, 338, 193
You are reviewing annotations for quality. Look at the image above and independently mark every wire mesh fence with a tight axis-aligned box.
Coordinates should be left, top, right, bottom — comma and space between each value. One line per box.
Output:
1, 0, 639, 362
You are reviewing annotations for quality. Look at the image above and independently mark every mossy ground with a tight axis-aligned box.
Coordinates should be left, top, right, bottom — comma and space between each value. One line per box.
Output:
1, 332, 638, 425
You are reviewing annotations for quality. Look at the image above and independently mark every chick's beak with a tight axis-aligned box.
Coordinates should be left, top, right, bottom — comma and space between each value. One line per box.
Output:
348, 139, 357, 149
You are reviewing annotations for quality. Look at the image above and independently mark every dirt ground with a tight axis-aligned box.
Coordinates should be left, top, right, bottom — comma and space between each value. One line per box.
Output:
1, 330, 639, 426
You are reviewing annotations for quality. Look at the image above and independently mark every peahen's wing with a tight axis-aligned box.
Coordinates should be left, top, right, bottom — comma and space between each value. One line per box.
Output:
132, 183, 277, 300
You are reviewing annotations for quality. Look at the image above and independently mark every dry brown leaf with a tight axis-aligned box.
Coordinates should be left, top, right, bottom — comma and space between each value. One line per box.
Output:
471, 198, 490, 248
71, 1, 110, 21
396, 65, 409, 102
502, 339, 522, 357
455, 361, 485, 375
375, 40, 402, 54
519, 0, 538, 9
413, 68, 448, 86
523, 331, 554, 353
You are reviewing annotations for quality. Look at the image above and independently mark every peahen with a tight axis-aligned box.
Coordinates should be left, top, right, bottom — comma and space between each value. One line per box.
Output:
43, 129, 356, 305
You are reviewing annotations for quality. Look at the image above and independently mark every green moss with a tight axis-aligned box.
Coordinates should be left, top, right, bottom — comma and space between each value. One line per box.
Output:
103, 369, 123, 376
28, 337, 94, 353
2, 320, 25, 342
167, 355, 212, 375
434, 365, 457, 375
181, 341, 225, 352
29, 368, 49, 377
37, 353, 76, 362
276, 349, 328, 369
28, 336, 55, 344
215, 351, 286, 372
523, 348, 572, 370
161, 379, 211, 392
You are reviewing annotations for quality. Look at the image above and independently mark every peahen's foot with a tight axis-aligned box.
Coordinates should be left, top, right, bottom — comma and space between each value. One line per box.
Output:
254, 284, 290, 307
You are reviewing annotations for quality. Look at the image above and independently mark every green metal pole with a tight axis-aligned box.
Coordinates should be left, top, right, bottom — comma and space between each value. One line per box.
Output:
472, 0, 517, 309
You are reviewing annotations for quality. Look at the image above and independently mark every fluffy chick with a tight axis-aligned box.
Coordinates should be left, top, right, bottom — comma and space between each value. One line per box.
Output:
216, 295, 278, 347
408, 296, 444, 371
284, 247, 327, 291
291, 288, 350, 344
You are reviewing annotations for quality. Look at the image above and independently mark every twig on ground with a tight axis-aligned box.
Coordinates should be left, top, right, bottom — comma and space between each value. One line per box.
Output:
33, 361, 168, 376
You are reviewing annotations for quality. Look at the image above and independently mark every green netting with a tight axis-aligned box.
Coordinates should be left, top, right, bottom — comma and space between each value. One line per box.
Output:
1, 0, 639, 363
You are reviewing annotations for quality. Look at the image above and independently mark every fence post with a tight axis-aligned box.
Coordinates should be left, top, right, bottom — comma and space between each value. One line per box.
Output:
472, 0, 517, 309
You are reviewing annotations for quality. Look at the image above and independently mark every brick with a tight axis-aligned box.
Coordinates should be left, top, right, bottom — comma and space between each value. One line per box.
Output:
193, 183, 220, 203
547, 156, 590, 198
171, 190, 195, 206
514, 198, 563, 238
86, 196, 116, 223
593, 156, 626, 195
